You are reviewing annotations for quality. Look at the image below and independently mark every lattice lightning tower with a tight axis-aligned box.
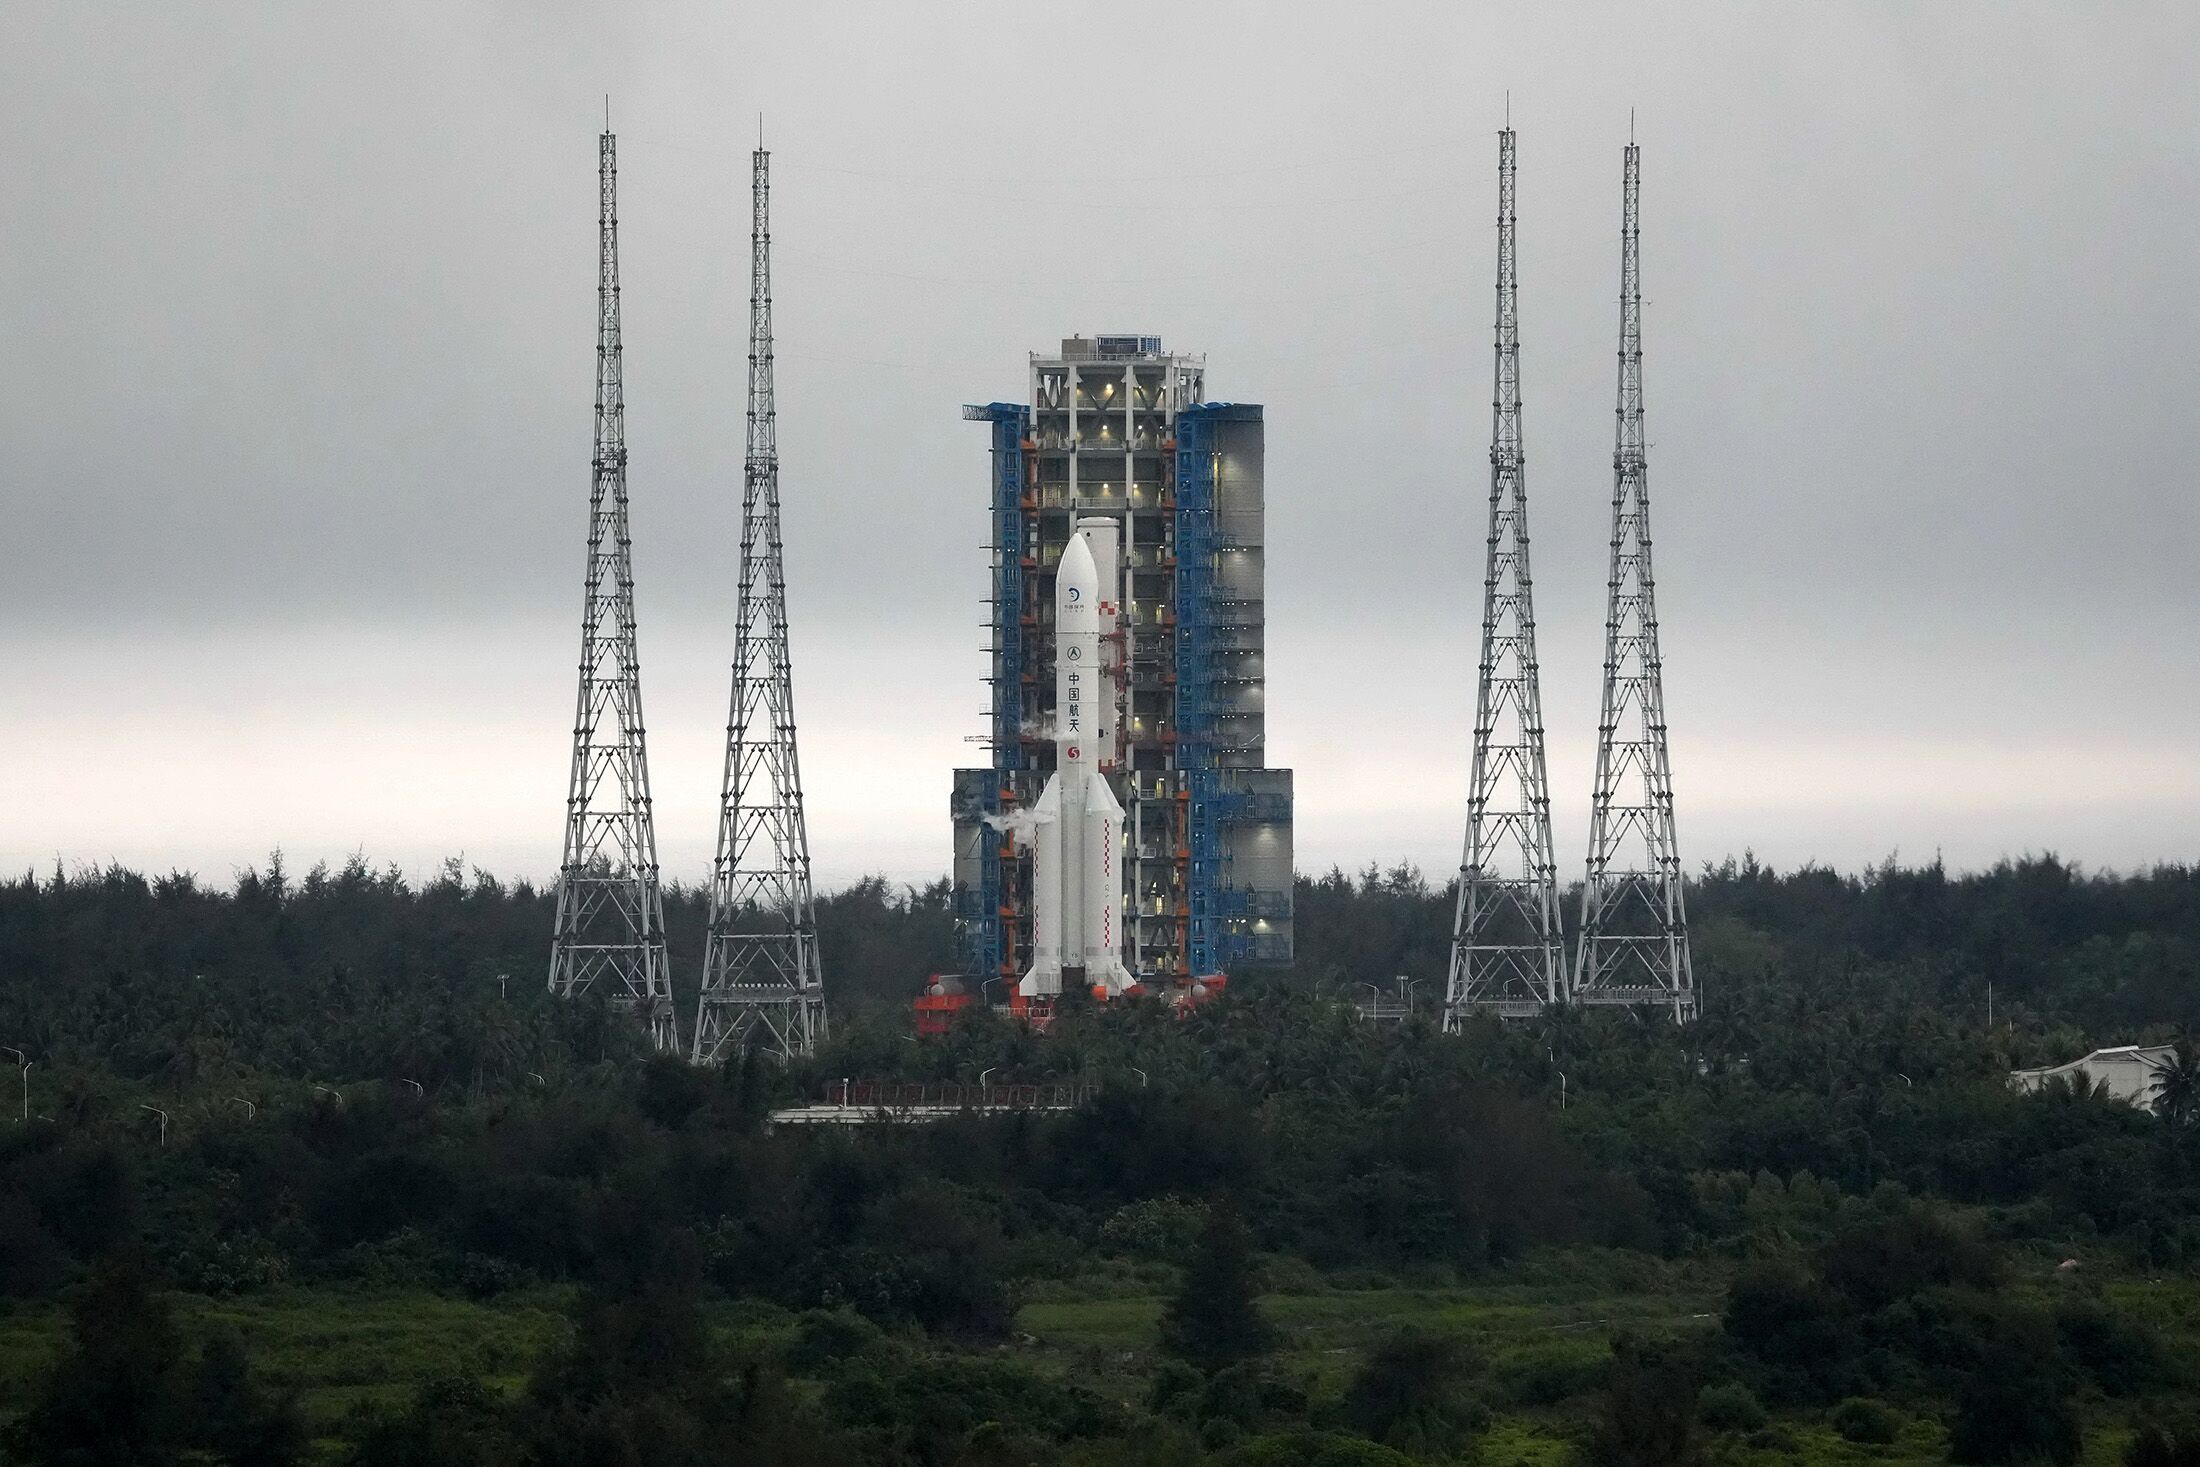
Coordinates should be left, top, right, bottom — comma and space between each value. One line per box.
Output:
1575, 136, 1696, 1020
1446, 124, 1565, 1027
694, 143, 828, 1063
548, 126, 677, 1050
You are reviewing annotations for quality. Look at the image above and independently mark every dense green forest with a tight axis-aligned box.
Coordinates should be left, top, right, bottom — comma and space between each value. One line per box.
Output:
2, 853, 2198, 1465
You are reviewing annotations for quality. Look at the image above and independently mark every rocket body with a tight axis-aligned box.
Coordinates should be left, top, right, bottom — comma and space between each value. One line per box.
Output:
1022, 527, 1135, 999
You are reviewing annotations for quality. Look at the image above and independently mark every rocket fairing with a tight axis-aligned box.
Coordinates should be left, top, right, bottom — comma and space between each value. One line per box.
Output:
1022, 526, 1135, 1000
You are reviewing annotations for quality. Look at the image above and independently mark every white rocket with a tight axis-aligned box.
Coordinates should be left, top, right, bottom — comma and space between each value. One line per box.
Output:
1022, 525, 1136, 1000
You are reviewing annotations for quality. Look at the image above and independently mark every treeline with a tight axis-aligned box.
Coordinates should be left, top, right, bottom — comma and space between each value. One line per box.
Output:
1292, 853, 2200, 1034
0, 855, 957, 1092
6, 852, 2196, 1096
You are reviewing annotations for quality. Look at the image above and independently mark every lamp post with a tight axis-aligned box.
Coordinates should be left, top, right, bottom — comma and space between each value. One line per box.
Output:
1555, 1069, 1568, 1110
399, 1079, 424, 1098
1130, 1067, 1148, 1089
1, 1047, 27, 1123
229, 1097, 255, 1120
141, 1105, 168, 1147
313, 1085, 344, 1107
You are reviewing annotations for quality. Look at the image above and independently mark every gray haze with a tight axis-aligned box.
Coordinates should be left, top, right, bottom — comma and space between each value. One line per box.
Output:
4, 2, 2196, 889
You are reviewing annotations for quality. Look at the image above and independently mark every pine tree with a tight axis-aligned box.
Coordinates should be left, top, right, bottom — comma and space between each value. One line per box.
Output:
1575, 1335, 1701, 1467
190, 1331, 308, 1467
5, 1256, 187, 1467
1158, 1204, 1275, 1373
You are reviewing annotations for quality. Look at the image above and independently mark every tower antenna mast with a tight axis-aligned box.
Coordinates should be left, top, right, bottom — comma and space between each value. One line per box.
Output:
548, 123, 677, 1050
1446, 121, 1564, 1027
694, 138, 829, 1062
1575, 135, 1696, 1020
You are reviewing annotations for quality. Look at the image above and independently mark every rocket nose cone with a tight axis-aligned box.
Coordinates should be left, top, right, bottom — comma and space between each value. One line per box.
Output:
1059, 530, 1098, 589
1057, 531, 1099, 613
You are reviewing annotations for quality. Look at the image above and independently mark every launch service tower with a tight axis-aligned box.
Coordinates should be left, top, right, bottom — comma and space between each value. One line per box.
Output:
955, 336, 1293, 1008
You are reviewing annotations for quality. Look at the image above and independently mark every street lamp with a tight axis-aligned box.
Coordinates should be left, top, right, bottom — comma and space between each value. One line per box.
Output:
1130, 1067, 1148, 1089
229, 1097, 255, 1120
1555, 1069, 1568, 1110
313, 1085, 344, 1107
1, 1047, 27, 1123
528, 1072, 546, 1087
979, 1067, 997, 1089
980, 977, 1003, 1008
141, 1105, 168, 1147
398, 1079, 424, 1098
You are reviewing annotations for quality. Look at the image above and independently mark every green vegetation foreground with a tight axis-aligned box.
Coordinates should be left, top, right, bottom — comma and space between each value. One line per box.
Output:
1, 853, 2198, 1464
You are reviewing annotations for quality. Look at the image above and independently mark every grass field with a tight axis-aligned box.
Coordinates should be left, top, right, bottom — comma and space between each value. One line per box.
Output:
0, 1286, 568, 1458
0, 1255, 2190, 1464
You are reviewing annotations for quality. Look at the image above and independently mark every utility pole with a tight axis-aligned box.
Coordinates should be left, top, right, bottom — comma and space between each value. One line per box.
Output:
694, 138, 828, 1064
1447, 122, 1564, 1029
1, 1048, 26, 1122
547, 122, 678, 1051
1575, 132, 1696, 1021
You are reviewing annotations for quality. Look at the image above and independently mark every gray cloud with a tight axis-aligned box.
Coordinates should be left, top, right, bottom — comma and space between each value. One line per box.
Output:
4, 1, 2195, 885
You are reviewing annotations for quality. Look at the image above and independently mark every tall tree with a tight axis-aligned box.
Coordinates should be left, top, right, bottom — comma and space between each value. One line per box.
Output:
5, 1256, 187, 1467
1159, 1204, 1275, 1373
2149, 1039, 2200, 1125
1574, 1336, 1701, 1467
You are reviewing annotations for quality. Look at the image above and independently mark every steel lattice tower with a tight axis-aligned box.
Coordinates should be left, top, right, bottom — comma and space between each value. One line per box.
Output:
547, 127, 677, 1051
1575, 137, 1696, 1020
1446, 125, 1564, 1028
693, 144, 828, 1064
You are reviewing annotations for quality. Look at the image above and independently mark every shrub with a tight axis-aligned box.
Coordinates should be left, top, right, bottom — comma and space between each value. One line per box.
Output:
1338, 1329, 1486, 1456
1260, 1252, 1329, 1296
1698, 1381, 1768, 1432
1947, 1324, 2079, 1466
781, 1307, 885, 1377
1721, 1259, 1855, 1403
1148, 1359, 1204, 1419
2055, 1299, 2168, 1397
1490, 1341, 1609, 1407
1219, 1430, 1417, 1467
1574, 1335, 1702, 1467
1829, 1396, 1900, 1445
2123, 1424, 2200, 1467
1100, 1196, 1208, 1261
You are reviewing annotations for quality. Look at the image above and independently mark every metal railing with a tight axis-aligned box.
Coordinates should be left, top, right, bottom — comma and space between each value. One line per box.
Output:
823, 1079, 1096, 1110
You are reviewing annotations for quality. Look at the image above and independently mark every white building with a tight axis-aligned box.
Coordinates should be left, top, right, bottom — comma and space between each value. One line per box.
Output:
2010, 1046, 2175, 1113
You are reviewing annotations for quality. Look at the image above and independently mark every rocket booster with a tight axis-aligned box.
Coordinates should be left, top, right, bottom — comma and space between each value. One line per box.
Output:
1022, 527, 1135, 999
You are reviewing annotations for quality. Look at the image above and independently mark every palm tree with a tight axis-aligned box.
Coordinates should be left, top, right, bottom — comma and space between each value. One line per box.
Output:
2148, 1039, 2200, 1126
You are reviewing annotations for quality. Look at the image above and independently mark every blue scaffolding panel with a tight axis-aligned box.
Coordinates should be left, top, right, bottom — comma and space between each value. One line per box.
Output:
959, 403, 1029, 981
1174, 403, 1261, 974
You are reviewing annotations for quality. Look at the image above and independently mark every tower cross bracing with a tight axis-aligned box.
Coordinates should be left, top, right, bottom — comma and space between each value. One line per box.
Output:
1575, 139, 1696, 1020
1447, 125, 1564, 1027
547, 128, 678, 1051
694, 144, 828, 1063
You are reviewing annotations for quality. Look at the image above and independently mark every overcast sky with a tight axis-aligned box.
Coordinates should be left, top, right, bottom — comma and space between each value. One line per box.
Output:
4, 2, 2195, 890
